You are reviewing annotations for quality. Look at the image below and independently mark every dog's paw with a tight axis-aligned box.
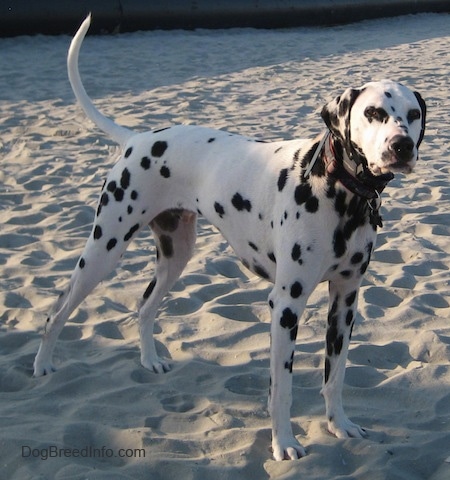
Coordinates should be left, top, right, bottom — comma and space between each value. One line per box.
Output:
327, 415, 367, 439
141, 356, 171, 374
33, 360, 56, 377
272, 435, 306, 461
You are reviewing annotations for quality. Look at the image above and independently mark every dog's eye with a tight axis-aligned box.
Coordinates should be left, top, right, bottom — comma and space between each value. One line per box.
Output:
407, 109, 421, 123
364, 107, 388, 123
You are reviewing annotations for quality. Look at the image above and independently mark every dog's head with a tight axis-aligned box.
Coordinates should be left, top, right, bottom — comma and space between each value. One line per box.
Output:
321, 80, 426, 177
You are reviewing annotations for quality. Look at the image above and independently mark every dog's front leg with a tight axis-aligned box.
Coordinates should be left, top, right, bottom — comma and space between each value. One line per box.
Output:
268, 289, 307, 460
321, 280, 367, 438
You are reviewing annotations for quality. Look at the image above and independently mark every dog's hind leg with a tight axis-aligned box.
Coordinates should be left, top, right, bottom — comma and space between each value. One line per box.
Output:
33, 237, 132, 376
138, 209, 197, 373
33, 177, 152, 376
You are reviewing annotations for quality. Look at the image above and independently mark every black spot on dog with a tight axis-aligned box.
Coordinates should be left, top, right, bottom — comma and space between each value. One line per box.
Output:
326, 323, 338, 357
152, 141, 168, 157
107, 181, 117, 192
294, 184, 311, 205
335, 190, 347, 217
334, 334, 344, 355
159, 235, 173, 258
107, 238, 117, 251
131, 190, 138, 201
143, 278, 157, 300
124, 223, 140, 242
232, 193, 252, 212
333, 228, 346, 258
360, 261, 369, 275
326, 179, 337, 200
290, 281, 303, 298
346, 309, 354, 326
340, 270, 353, 278
124, 147, 133, 158
114, 188, 124, 202
160, 166, 171, 178
339, 97, 350, 117
208, 138, 216, 143
351, 252, 364, 264
306, 196, 319, 213
97, 192, 109, 216
345, 291, 357, 307
329, 296, 339, 317
267, 252, 276, 263
280, 308, 298, 341
385, 91, 392, 98
214, 202, 225, 218
277, 168, 289, 192
141, 157, 151, 170
269, 299, 274, 309
292, 148, 301, 169
79, 258, 85, 269
127, 206, 133, 214
100, 192, 109, 206
94, 225, 103, 240
344, 215, 367, 240
121, 168, 130, 190
249, 242, 258, 252
294, 184, 319, 212
324, 358, 331, 383
285, 351, 295, 373
291, 243, 302, 263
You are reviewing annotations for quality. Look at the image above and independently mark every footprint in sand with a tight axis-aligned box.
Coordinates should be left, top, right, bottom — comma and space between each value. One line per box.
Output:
161, 393, 197, 413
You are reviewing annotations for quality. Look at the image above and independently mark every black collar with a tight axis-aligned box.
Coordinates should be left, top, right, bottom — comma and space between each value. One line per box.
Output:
322, 134, 394, 200
304, 132, 394, 228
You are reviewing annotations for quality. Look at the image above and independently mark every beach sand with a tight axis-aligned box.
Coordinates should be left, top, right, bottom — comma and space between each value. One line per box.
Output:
1, 13, 450, 479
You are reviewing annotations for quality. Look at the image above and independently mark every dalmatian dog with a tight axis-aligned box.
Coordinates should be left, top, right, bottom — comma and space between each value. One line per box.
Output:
33, 15, 426, 461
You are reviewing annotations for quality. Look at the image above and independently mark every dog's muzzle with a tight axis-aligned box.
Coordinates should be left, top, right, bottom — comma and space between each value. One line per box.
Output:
384, 135, 416, 172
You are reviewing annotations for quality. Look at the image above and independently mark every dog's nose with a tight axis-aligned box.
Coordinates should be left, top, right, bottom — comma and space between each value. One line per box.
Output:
390, 135, 415, 162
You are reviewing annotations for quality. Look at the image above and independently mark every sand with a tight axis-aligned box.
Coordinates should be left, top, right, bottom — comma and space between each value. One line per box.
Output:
1, 12, 450, 480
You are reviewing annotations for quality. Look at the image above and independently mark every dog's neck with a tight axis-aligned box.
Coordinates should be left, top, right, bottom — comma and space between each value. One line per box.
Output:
306, 132, 394, 228
322, 133, 393, 200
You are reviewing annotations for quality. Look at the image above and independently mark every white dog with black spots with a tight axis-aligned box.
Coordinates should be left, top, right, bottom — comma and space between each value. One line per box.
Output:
34, 16, 426, 460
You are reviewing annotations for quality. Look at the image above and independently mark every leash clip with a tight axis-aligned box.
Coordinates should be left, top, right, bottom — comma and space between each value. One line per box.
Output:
367, 191, 383, 228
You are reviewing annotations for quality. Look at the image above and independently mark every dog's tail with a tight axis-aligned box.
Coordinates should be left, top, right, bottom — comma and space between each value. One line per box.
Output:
67, 14, 133, 146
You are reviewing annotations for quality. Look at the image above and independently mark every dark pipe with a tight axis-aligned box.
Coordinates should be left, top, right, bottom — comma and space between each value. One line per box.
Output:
0, 0, 449, 37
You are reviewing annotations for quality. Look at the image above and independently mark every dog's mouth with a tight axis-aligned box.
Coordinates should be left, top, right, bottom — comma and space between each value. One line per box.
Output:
371, 135, 416, 175
369, 156, 415, 176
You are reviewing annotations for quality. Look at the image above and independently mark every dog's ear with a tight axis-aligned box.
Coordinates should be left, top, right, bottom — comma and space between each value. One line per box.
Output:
321, 88, 362, 146
413, 91, 427, 148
